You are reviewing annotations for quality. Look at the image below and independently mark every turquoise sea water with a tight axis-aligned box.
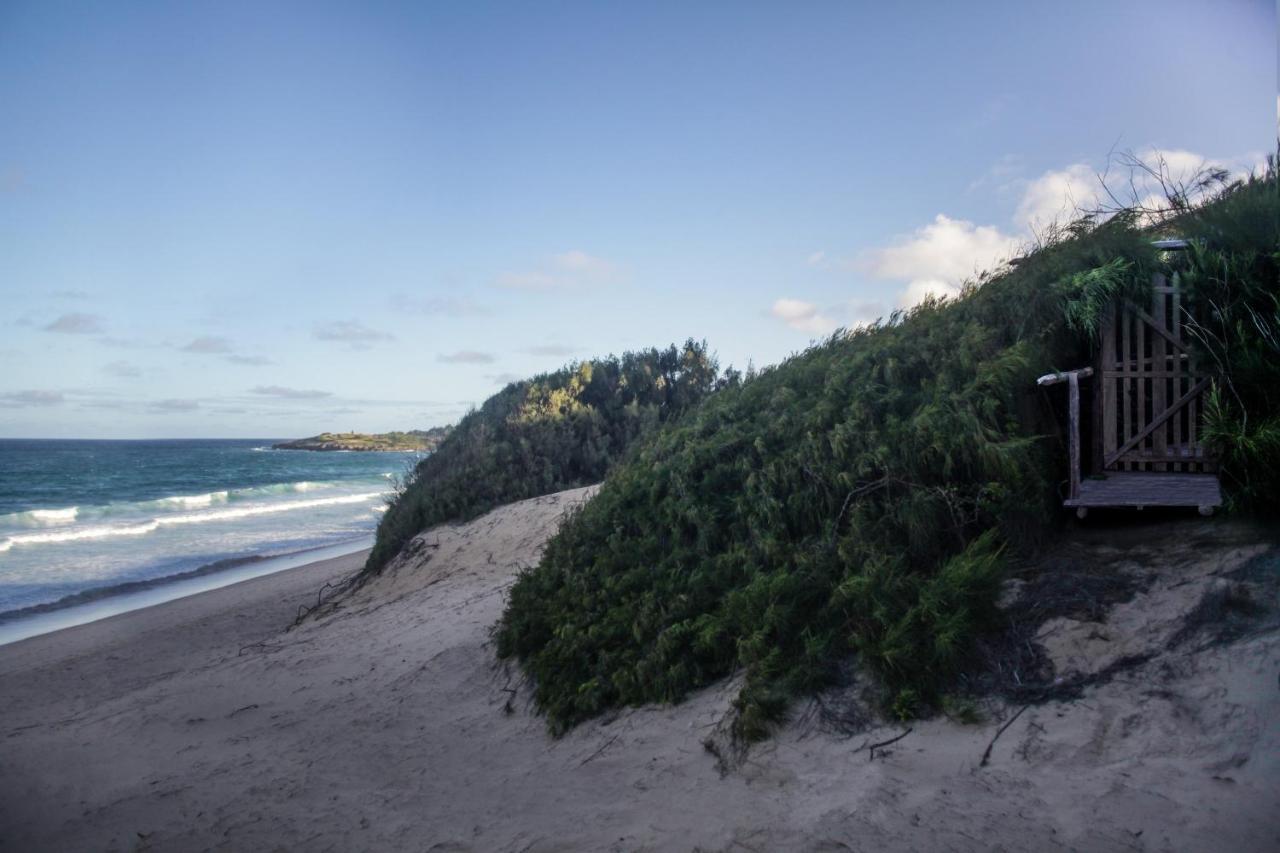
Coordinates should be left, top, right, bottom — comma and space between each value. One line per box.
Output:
0, 439, 419, 619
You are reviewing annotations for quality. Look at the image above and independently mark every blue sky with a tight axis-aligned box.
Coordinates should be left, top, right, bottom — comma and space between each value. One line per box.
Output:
0, 0, 1274, 438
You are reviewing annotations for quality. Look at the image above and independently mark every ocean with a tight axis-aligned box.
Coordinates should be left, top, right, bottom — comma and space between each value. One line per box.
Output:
0, 439, 419, 634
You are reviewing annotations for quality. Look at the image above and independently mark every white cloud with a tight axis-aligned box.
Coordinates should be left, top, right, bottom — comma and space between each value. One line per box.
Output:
849, 301, 888, 326
497, 250, 618, 291
43, 313, 103, 334
1139, 146, 1256, 184
391, 294, 489, 316
806, 250, 828, 268
181, 336, 232, 354
1013, 164, 1101, 232
437, 350, 495, 365
1014, 148, 1262, 232
250, 385, 332, 400
97, 336, 144, 349
0, 389, 64, 407
849, 146, 1259, 313
103, 360, 141, 378
148, 398, 200, 412
862, 214, 1021, 307
314, 321, 394, 348
494, 271, 561, 290
771, 299, 837, 336
553, 250, 614, 276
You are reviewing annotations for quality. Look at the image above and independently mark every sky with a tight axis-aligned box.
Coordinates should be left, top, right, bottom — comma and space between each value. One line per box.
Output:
0, 0, 1274, 438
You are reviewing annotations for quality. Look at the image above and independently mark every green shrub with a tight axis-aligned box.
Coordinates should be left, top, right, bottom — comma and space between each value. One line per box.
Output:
497, 169, 1278, 741
364, 340, 724, 574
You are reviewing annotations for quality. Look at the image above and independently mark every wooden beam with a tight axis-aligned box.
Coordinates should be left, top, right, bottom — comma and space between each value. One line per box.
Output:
1036, 366, 1093, 387
1115, 444, 1208, 463
1102, 370, 1207, 379
1112, 352, 1188, 369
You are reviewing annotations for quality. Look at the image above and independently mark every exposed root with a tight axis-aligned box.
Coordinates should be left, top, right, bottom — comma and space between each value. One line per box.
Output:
979, 705, 1027, 768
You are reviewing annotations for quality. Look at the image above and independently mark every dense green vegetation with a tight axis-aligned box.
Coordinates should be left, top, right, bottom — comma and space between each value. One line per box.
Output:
1175, 184, 1280, 514
274, 428, 452, 452
364, 341, 724, 573
496, 169, 1279, 741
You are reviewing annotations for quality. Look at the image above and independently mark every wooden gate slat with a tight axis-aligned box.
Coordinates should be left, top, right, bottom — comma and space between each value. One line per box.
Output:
1184, 273, 1199, 474
1135, 305, 1145, 472
1171, 277, 1183, 472
1101, 305, 1116, 471
1121, 308, 1132, 472
1152, 275, 1168, 472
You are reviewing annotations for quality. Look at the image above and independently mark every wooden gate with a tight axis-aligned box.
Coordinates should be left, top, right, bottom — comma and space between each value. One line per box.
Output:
1039, 269, 1222, 515
1096, 271, 1213, 474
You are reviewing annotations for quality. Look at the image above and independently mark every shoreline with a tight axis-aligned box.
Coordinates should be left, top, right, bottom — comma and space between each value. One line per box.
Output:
0, 538, 371, 647
1, 489, 1275, 852
0, 546, 364, 687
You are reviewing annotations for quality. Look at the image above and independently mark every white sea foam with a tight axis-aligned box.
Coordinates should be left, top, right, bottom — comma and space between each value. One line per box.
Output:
0, 492, 387, 553
3, 483, 343, 532
226, 481, 336, 500
160, 492, 384, 526
154, 491, 230, 510
0, 520, 161, 551
0, 506, 81, 528
31, 507, 80, 524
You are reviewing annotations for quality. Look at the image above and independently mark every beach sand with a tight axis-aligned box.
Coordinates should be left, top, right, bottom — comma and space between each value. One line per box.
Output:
1, 486, 1277, 852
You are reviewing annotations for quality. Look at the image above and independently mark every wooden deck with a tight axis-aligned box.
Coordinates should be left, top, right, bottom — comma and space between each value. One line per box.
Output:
1041, 265, 1225, 516
1063, 471, 1222, 509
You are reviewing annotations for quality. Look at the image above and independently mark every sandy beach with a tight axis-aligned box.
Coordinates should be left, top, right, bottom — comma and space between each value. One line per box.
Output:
1, 486, 1277, 852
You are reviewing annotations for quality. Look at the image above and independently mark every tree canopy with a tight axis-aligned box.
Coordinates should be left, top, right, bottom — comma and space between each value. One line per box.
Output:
364, 340, 725, 574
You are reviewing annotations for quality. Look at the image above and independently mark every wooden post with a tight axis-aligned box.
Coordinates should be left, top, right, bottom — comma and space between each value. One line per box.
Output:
1098, 304, 1115, 475
1068, 371, 1082, 501
1035, 368, 1093, 499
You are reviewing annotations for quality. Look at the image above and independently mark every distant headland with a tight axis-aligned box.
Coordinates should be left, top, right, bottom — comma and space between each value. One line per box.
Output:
272, 428, 452, 452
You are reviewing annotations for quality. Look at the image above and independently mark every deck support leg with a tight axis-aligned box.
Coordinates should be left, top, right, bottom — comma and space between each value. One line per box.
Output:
1198, 505, 1214, 517
1075, 507, 1088, 520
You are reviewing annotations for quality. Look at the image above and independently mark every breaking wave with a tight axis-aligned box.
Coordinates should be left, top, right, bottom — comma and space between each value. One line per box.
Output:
0, 507, 81, 527
0, 492, 385, 553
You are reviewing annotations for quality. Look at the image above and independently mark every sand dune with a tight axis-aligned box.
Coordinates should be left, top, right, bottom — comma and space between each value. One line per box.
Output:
1, 486, 1277, 852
